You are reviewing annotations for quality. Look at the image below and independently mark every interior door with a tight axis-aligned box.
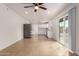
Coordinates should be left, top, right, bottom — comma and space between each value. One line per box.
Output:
23, 24, 31, 38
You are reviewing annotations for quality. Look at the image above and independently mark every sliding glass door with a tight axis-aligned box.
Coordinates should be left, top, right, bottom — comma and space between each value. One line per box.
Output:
64, 16, 69, 48
59, 8, 76, 50
59, 16, 69, 48
59, 18, 65, 45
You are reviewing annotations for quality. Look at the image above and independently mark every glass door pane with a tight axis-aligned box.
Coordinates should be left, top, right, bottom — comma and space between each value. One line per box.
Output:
59, 18, 65, 45
64, 16, 69, 48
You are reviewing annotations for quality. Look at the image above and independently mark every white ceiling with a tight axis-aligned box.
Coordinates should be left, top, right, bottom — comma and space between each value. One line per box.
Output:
4, 3, 69, 23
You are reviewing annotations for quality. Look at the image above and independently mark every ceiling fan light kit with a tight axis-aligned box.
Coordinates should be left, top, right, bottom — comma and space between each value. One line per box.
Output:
34, 6, 39, 9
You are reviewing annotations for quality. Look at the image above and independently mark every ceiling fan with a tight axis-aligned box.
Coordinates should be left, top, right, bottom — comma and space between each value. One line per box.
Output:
24, 3, 47, 12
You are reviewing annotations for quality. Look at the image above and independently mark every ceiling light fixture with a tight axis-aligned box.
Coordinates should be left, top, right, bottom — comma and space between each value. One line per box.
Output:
34, 6, 39, 9
25, 11, 28, 14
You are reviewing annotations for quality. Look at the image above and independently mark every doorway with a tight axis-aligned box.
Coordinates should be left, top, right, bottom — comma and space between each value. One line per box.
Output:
23, 24, 31, 39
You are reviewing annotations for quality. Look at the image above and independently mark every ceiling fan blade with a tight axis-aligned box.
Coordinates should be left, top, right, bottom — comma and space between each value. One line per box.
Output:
32, 3, 38, 6
33, 3, 43, 6
39, 6, 47, 10
38, 3, 44, 5
34, 9, 37, 12
24, 6, 34, 8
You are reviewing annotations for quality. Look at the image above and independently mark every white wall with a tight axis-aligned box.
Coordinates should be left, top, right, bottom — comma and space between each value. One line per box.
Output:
31, 24, 39, 35
38, 28, 47, 35
47, 19, 59, 39
0, 4, 29, 50
38, 24, 48, 35
31, 23, 48, 35
75, 4, 79, 54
